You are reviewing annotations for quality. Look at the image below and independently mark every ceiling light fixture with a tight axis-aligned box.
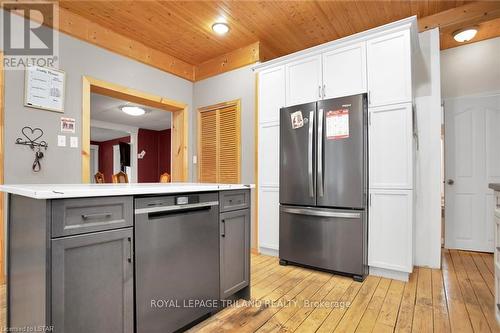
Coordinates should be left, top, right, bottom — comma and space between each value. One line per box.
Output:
212, 22, 229, 35
121, 106, 146, 116
453, 27, 478, 43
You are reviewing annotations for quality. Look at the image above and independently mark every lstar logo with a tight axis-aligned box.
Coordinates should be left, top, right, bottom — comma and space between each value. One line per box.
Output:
2, 1, 59, 69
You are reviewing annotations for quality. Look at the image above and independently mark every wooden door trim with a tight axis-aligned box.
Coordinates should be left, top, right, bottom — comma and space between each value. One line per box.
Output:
82, 76, 189, 183
197, 99, 241, 183
0, 51, 5, 283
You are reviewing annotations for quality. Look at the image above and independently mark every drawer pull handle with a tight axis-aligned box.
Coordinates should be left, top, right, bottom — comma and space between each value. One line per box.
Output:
127, 237, 132, 263
81, 213, 112, 220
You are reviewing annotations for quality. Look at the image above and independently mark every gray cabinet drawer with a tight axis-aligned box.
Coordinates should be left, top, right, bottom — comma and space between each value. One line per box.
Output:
220, 190, 249, 212
52, 196, 133, 237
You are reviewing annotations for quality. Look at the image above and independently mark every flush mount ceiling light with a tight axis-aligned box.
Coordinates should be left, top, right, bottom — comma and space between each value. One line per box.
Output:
453, 27, 478, 43
121, 106, 146, 116
212, 22, 229, 35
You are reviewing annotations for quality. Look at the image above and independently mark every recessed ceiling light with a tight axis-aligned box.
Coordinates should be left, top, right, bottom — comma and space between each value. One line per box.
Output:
453, 27, 478, 43
212, 22, 229, 35
121, 106, 145, 116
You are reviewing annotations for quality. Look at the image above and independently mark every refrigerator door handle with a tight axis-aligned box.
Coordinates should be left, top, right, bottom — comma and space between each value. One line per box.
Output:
308, 110, 315, 197
317, 108, 324, 197
281, 207, 361, 219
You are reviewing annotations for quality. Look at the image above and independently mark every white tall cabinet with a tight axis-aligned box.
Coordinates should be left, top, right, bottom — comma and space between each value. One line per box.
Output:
257, 66, 284, 254
256, 17, 418, 280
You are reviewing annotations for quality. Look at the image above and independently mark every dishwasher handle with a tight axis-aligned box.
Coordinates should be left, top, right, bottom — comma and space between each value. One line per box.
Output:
135, 201, 219, 215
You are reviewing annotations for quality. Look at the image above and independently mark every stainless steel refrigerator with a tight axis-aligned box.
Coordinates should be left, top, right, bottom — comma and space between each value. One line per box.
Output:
279, 93, 368, 281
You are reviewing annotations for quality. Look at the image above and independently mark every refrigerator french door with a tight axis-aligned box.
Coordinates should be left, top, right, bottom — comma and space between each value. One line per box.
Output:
279, 94, 368, 280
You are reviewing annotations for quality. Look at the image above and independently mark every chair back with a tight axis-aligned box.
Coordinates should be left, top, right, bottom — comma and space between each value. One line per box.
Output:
94, 172, 105, 184
112, 171, 129, 183
159, 172, 171, 183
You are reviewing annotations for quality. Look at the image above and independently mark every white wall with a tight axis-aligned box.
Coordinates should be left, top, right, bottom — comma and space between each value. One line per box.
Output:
193, 65, 257, 247
441, 37, 500, 98
413, 28, 442, 268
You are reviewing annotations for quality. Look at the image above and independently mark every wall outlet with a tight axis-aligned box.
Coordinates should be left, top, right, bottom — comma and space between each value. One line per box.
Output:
70, 136, 78, 148
57, 135, 66, 147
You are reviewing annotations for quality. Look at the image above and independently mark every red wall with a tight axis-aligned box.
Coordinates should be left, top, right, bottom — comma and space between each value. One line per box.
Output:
137, 129, 171, 183
91, 136, 130, 183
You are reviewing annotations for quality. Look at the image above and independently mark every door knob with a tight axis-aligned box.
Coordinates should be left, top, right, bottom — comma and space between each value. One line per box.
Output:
447, 179, 455, 185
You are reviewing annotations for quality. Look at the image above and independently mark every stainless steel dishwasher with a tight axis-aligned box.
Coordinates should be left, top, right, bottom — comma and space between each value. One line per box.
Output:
134, 192, 220, 333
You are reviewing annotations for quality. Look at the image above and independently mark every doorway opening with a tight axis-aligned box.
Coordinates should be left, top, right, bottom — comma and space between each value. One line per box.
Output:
82, 77, 188, 183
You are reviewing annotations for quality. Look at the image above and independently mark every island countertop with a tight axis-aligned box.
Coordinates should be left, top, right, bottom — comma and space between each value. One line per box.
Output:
489, 183, 500, 192
0, 183, 254, 199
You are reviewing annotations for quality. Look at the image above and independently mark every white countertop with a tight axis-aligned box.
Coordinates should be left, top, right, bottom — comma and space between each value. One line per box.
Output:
0, 183, 255, 199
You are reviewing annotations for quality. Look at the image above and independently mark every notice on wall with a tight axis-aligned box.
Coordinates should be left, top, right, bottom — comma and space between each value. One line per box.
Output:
60, 117, 75, 133
290, 111, 304, 129
25, 66, 65, 113
326, 109, 349, 140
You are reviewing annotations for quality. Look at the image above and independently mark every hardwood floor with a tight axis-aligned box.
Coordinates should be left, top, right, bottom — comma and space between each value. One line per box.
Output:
0, 249, 495, 332
189, 249, 498, 333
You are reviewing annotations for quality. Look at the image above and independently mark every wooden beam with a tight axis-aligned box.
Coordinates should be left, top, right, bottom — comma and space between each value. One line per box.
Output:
194, 42, 261, 81
418, 1, 500, 32
3, 3, 195, 81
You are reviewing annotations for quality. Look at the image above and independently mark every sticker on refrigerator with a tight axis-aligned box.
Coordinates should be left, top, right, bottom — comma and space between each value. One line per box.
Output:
326, 109, 349, 140
290, 111, 304, 129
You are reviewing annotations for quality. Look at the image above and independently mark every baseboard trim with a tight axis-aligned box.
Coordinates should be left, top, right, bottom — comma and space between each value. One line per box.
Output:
369, 266, 410, 282
258, 247, 279, 257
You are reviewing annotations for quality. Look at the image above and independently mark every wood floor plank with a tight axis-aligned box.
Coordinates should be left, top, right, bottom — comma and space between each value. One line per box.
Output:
449, 250, 490, 333
459, 251, 500, 332
312, 277, 367, 333
372, 279, 405, 331
412, 267, 433, 333
294, 277, 353, 333
394, 267, 418, 333
441, 250, 474, 333
479, 252, 495, 275
354, 278, 391, 333
431, 268, 451, 333
255, 271, 332, 333
470, 252, 495, 295
277, 275, 343, 332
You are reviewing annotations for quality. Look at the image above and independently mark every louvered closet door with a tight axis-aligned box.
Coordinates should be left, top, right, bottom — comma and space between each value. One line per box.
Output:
199, 104, 240, 183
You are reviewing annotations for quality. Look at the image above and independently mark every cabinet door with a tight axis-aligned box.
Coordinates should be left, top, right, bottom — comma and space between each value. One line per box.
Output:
220, 209, 250, 299
285, 55, 322, 106
367, 29, 412, 107
52, 228, 134, 333
368, 189, 413, 272
322, 42, 367, 99
259, 66, 285, 124
369, 103, 413, 189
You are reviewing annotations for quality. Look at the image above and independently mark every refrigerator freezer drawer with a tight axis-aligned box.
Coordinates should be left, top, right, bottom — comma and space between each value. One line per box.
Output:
279, 205, 366, 277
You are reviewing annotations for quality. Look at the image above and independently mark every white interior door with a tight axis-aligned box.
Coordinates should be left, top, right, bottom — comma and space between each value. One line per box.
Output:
445, 94, 500, 252
113, 145, 120, 174
90, 144, 99, 183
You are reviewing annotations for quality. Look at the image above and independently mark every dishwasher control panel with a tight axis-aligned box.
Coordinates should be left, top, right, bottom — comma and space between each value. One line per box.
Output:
176, 195, 199, 205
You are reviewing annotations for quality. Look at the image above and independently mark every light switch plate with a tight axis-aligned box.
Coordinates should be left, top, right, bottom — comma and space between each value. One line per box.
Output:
192, 155, 197, 164
57, 135, 66, 147
70, 136, 78, 148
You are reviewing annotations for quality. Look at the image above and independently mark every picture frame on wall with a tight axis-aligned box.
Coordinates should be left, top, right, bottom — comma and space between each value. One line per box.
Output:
24, 65, 66, 113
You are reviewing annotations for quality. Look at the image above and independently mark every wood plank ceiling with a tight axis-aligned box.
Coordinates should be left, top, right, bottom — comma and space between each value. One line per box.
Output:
58, 0, 495, 68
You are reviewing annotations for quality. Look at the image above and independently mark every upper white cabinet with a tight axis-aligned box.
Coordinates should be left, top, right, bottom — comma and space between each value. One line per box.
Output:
367, 29, 412, 107
285, 55, 322, 106
368, 189, 413, 273
322, 42, 367, 99
369, 103, 413, 189
259, 66, 286, 124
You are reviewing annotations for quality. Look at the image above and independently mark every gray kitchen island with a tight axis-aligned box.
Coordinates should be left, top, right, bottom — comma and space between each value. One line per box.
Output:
0, 183, 253, 333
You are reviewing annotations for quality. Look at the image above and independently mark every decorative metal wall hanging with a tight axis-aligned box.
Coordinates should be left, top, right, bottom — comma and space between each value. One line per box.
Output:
15, 126, 48, 172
